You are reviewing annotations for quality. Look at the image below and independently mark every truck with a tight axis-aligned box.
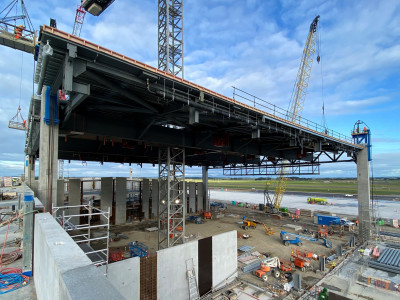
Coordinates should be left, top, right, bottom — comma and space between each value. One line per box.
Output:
307, 197, 327, 205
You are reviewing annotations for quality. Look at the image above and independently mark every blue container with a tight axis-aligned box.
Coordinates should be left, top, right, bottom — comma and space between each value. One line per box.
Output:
316, 215, 340, 226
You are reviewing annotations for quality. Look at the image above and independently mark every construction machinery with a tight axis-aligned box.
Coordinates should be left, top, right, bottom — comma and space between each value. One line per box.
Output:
241, 219, 257, 230
290, 248, 314, 272
262, 223, 275, 236
265, 15, 320, 214
307, 197, 327, 205
254, 257, 282, 282
280, 231, 303, 246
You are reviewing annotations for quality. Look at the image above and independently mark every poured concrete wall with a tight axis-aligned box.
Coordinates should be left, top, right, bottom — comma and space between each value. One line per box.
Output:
69, 179, 80, 225
101, 177, 113, 223
189, 182, 196, 213
157, 241, 199, 300
197, 183, 204, 211
142, 179, 150, 219
34, 213, 123, 300
212, 231, 237, 289
151, 180, 158, 218
115, 177, 126, 225
101, 257, 140, 300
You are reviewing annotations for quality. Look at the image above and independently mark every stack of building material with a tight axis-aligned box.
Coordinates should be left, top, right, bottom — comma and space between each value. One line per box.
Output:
3, 177, 12, 187
301, 209, 314, 217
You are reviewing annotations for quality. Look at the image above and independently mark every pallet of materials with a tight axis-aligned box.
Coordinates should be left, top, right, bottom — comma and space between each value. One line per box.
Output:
300, 209, 314, 217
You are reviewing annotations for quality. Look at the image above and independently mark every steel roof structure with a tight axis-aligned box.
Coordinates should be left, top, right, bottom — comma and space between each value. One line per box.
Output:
25, 25, 363, 175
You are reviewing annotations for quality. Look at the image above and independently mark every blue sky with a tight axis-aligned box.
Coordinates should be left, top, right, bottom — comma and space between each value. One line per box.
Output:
0, 0, 399, 178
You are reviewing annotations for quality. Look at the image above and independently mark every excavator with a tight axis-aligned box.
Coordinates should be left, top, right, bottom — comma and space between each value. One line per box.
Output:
265, 15, 320, 214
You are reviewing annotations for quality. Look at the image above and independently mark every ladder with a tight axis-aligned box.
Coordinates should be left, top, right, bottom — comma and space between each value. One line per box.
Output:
186, 258, 200, 300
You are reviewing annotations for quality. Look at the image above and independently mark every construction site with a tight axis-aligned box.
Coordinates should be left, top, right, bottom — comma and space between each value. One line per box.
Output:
0, 1, 399, 299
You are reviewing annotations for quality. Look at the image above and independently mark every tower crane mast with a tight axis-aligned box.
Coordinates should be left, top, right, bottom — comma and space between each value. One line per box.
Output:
266, 16, 320, 213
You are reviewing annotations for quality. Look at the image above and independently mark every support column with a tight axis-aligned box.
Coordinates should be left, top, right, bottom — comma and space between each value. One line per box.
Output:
38, 86, 59, 213
202, 166, 209, 210
115, 177, 126, 225
142, 179, 150, 219
158, 147, 185, 249
357, 147, 371, 243
189, 182, 196, 213
101, 177, 113, 224
151, 179, 159, 218
69, 179, 81, 225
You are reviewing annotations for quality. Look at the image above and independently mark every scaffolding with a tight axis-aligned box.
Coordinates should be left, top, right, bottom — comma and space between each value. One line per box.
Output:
158, 147, 186, 249
52, 204, 110, 273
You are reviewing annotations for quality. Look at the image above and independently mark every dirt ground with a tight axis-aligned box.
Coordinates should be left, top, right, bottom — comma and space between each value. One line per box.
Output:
102, 203, 357, 291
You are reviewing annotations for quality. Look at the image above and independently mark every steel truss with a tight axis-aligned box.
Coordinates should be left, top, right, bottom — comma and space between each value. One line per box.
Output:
158, 147, 185, 249
158, 0, 184, 78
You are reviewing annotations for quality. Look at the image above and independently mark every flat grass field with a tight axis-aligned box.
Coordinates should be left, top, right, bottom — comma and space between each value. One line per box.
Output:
198, 179, 400, 196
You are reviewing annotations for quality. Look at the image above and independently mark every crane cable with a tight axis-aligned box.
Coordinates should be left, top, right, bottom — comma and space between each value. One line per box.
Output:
318, 22, 327, 132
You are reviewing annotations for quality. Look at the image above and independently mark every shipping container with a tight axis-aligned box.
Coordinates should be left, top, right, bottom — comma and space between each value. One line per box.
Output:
316, 215, 340, 226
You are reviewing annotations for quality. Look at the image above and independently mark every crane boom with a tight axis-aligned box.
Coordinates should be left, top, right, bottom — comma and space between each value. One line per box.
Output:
288, 15, 319, 123
267, 16, 320, 212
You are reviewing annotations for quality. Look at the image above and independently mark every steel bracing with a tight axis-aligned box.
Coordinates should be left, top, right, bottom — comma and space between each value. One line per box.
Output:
158, 147, 186, 249
158, 0, 184, 78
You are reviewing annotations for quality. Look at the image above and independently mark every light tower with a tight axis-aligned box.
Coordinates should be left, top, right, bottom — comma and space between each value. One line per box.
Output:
158, 0, 184, 78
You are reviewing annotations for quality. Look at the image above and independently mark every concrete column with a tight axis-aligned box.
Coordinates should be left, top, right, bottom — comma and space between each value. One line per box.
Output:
202, 166, 209, 210
69, 179, 81, 225
151, 179, 159, 218
142, 179, 150, 219
197, 183, 204, 211
115, 177, 126, 225
357, 147, 371, 243
38, 86, 58, 213
101, 177, 113, 224
189, 182, 196, 213
24, 155, 36, 187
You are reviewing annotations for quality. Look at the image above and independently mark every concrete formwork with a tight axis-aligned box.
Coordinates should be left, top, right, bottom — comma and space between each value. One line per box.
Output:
115, 177, 126, 225
212, 231, 238, 289
34, 213, 123, 300
197, 183, 204, 211
189, 182, 196, 213
102, 257, 140, 300
101, 177, 113, 223
157, 241, 199, 300
151, 179, 158, 218
68, 179, 81, 225
142, 179, 150, 219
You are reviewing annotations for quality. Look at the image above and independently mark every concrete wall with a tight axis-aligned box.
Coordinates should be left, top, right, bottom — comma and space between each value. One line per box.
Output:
157, 240, 199, 300
142, 179, 149, 219
101, 177, 113, 223
101, 257, 140, 300
68, 179, 81, 225
115, 177, 126, 225
197, 183, 204, 211
151, 180, 158, 218
34, 213, 124, 300
189, 182, 196, 213
212, 231, 237, 289
357, 147, 371, 242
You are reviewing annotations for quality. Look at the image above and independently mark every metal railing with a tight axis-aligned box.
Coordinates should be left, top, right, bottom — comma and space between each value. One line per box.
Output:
232, 87, 354, 144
